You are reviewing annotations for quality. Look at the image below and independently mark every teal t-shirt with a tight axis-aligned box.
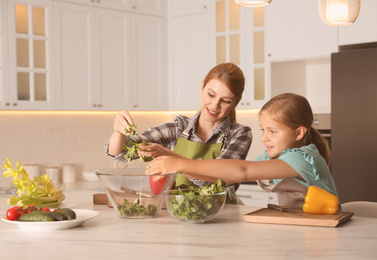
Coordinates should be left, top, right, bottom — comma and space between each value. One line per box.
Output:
253, 144, 339, 198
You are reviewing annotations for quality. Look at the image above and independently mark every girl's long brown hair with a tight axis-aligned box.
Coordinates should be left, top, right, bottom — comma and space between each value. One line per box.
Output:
202, 63, 245, 123
259, 93, 331, 165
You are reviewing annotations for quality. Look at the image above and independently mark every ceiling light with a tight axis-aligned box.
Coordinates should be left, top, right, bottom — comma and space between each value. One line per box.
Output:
318, 0, 360, 26
234, 0, 272, 7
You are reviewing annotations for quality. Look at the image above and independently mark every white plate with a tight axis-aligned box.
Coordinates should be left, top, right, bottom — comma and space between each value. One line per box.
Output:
1, 209, 99, 230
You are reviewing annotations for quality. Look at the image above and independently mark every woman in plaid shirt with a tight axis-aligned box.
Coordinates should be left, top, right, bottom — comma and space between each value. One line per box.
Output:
105, 63, 252, 189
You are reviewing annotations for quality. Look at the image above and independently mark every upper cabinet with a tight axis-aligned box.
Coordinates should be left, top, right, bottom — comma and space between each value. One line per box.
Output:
129, 0, 164, 16
215, 0, 268, 109
168, 0, 213, 111
130, 13, 166, 110
54, 2, 131, 110
55, 0, 164, 16
4, 0, 55, 110
54, 1, 165, 111
2, 0, 165, 111
265, 0, 338, 62
338, 0, 377, 45
54, 0, 131, 12
172, 0, 209, 16
0, 1, 9, 109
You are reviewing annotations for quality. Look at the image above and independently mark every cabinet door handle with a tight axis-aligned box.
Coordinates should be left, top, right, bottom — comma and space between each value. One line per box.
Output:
12, 103, 18, 106
5, 102, 10, 106
97, 104, 102, 107
133, 104, 138, 108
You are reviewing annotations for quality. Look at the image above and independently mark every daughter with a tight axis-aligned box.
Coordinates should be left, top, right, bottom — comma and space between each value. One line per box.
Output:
145, 93, 339, 209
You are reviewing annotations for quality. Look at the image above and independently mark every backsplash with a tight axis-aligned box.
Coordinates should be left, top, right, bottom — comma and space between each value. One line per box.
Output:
0, 110, 264, 189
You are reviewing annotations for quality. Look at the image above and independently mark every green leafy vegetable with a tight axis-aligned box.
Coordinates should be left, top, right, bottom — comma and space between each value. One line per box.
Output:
118, 198, 158, 217
126, 122, 137, 137
123, 123, 153, 163
167, 179, 226, 222
2, 158, 65, 207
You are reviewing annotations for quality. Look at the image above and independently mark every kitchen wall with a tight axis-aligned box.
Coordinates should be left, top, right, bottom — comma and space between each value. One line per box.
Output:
0, 110, 264, 189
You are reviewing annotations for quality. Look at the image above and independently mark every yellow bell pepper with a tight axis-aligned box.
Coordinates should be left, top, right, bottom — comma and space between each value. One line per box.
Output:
303, 186, 339, 214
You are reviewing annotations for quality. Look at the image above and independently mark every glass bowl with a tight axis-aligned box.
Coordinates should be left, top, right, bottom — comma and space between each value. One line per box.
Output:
96, 169, 176, 218
164, 189, 227, 223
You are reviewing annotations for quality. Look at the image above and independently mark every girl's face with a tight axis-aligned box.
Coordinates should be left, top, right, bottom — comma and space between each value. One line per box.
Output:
259, 112, 302, 158
200, 79, 236, 124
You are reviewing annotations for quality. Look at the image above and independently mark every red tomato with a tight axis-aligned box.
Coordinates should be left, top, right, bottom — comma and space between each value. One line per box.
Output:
6, 208, 19, 221
41, 207, 51, 212
25, 205, 37, 211
149, 176, 169, 195
16, 210, 27, 217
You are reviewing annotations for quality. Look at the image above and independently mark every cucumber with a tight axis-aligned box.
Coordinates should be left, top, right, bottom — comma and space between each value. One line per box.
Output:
55, 208, 76, 220
45, 211, 68, 221
18, 211, 55, 222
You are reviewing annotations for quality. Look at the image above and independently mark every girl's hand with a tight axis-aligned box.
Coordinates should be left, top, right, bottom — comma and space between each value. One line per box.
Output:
113, 111, 134, 136
145, 156, 183, 175
138, 143, 170, 159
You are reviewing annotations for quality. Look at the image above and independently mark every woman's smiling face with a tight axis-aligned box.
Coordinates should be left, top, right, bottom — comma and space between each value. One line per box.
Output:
200, 79, 236, 124
259, 112, 299, 158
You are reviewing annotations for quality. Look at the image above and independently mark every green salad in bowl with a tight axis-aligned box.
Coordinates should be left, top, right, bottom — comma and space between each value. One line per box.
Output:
164, 179, 227, 223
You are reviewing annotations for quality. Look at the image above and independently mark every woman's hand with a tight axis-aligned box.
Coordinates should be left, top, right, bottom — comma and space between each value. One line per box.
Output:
108, 111, 134, 156
138, 143, 169, 159
145, 156, 184, 175
113, 111, 135, 136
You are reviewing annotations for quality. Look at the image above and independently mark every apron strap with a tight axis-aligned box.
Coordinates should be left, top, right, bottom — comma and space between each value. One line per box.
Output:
180, 128, 191, 139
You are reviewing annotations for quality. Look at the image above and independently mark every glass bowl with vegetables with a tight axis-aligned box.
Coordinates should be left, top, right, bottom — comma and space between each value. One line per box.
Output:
164, 180, 227, 224
96, 169, 176, 219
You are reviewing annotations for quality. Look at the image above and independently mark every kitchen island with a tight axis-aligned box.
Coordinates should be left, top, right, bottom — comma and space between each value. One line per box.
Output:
1, 182, 376, 260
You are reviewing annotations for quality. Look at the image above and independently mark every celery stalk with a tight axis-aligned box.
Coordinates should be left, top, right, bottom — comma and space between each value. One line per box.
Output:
3, 158, 65, 207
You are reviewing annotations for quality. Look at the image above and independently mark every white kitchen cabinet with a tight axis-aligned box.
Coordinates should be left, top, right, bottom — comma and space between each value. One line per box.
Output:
55, 0, 131, 11
265, 0, 338, 62
4, 0, 55, 110
129, 0, 164, 17
237, 184, 278, 207
338, 0, 377, 45
0, 0, 9, 109
54, 2, 131, 110
212, 1, 269, 109
172, 0, 209, 16
239, 5, 269, 109
130, 14, 166, 110
56, 0, 164, 16
169, 12, 214, 110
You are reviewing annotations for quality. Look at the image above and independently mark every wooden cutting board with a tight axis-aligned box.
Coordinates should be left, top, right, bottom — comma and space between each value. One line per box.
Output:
243, 208, 354, 227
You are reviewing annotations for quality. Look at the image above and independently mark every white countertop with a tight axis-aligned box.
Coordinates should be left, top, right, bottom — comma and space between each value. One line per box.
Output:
1, 182, 376, 260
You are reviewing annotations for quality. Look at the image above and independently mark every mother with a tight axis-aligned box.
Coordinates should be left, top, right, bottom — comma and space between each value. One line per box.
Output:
105, 63, 252, 191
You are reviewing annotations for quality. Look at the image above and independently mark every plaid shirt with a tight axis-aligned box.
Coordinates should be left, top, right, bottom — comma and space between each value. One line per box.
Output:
105, 111, 252, 163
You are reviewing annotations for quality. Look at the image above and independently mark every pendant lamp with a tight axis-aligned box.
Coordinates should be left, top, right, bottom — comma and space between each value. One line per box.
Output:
234, 0, 272, 7
318, 0, 360, 26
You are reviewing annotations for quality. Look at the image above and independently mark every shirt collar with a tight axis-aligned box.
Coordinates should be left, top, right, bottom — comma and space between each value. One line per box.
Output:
187, 111, 231, 137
